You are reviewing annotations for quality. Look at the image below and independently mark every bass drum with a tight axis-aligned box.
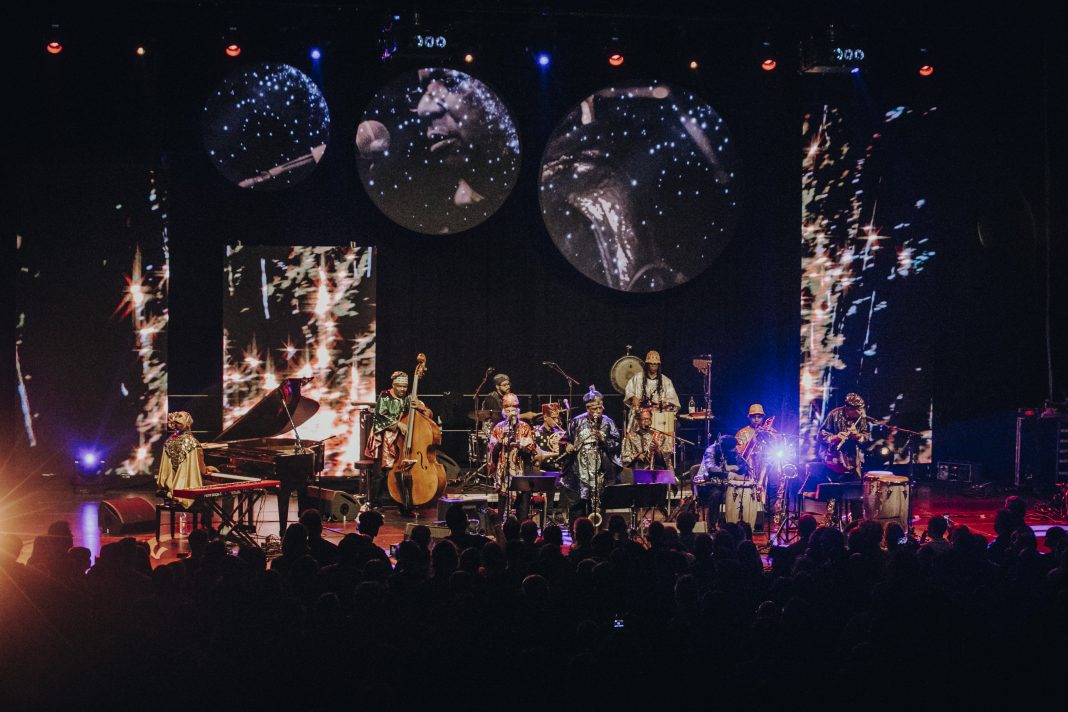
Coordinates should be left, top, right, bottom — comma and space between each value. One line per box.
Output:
610, 354, 644, 394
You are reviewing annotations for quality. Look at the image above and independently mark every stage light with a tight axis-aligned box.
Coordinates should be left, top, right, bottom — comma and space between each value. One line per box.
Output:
46, 40, 63, 55
608, 53, 624, 67
463, 53, 474, 63
761, 58, 777, 71
536, 53, 550, 67
880, 447, 891, 456
689, 60, 699, 70
75, 451, 103, 475
135, 46, 146, 57
225, 43, 241, 58
310, 47, 321, 60
918, 64, 934, 77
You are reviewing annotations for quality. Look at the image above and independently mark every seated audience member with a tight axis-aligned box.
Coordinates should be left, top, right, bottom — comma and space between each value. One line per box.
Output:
444, 503, 489, 551
921, 515, 951, 556
300, 509, 339, 567
270, 523, 310, 575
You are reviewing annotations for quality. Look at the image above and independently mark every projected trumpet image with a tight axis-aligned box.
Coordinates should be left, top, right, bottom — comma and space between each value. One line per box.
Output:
539, 83, 740, 292
356, 68, 521, 234
202, 63, 331, 190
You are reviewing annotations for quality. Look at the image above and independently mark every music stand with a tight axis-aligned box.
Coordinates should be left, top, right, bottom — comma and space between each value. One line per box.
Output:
602, 483, 669, 530
510, 473, 559, 528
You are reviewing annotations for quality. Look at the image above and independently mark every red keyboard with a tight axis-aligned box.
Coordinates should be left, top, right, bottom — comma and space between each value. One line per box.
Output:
173, 479, 281, 499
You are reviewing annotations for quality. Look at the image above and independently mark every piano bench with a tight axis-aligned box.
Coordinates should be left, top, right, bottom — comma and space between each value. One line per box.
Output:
155, 500, 202, 541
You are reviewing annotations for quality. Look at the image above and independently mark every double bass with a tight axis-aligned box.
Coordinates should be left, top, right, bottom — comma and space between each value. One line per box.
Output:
388, 353, 447, 509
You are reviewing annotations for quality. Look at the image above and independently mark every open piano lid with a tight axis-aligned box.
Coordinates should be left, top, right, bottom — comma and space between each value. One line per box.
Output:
215, 378, 321, 443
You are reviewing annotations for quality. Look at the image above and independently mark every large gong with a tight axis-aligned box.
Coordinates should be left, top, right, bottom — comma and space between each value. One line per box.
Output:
609, 354, 644, 394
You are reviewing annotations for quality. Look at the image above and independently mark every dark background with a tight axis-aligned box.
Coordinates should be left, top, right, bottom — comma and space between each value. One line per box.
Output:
6, 2, 1066, 485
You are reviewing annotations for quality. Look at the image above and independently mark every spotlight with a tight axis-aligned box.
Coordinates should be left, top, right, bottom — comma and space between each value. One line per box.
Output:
536, 52, 550, 67
608, 53, 624, 67
761, 58, 777, 71
135, 45, 146, 57
310, 47, 321, 60
689, 60, 699, 70
46, 40, 63, 55
463, 52, 474, 63
73, 450, 105, 490
918, 64, 934, 77
225, 43, 242, 58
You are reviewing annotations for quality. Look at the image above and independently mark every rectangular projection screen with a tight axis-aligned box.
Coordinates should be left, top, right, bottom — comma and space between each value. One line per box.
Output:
223, 245, 376, 475
801, 103, 938, 465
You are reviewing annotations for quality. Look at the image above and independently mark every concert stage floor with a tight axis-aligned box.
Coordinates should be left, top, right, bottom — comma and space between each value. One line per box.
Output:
4, 477, 1064, 567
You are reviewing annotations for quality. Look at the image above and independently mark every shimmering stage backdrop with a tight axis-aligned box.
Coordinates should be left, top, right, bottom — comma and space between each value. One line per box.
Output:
223, 246, 376, 475
801, 103, 939, 464
15, 166, 170, 474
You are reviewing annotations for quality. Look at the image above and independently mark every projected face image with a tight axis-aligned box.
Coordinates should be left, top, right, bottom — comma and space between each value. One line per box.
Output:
540, 84, 739, 292
202, 63, 331, 190
356, 68, 521, 234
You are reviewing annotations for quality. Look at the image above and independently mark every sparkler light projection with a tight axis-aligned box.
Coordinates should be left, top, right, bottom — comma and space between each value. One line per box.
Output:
203, 63, 331, 190
223, 246, 376, 475
801, 104, 938, 464
16, 168, 170, 474
539, 83, 739, 292
356, 68, 521, 234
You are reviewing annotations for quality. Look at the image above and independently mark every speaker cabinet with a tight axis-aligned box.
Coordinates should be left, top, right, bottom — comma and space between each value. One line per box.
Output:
98, 496, 157, 534
305, 486, 362, 521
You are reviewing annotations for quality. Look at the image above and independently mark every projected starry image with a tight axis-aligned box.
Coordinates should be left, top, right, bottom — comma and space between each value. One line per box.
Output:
539, 84, 740, 293
356, 68, 521, 234
202, 63, 331, 190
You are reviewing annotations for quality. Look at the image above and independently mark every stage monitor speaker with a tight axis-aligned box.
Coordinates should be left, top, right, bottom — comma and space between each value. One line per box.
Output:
404, 522, 452, 542
305, 486, 361, 521
99, 496, 157, 535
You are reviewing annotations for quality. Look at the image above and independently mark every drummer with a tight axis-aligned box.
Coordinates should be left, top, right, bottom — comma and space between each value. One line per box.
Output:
624, 351, 681, 417
481, 373, 512, 427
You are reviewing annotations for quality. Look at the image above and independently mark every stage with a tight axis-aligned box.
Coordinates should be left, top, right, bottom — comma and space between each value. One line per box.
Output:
5, 475, 1064, 567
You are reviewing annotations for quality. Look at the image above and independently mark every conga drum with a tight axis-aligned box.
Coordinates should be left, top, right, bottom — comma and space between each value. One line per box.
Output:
723, 480, 763, 529
862, 471, 910, 529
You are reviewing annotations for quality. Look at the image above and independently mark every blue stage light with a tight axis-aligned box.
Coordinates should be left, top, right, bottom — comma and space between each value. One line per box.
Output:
310, 48, 321, 60
536, 53, 550, 67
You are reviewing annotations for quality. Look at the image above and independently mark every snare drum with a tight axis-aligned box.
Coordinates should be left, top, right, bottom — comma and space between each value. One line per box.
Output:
722, 481, 763, 529
862, 471, 910, 529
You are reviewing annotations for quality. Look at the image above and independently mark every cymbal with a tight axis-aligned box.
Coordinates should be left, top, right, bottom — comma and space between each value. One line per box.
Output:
518, 411, 539, 421
468, 409, 495, 421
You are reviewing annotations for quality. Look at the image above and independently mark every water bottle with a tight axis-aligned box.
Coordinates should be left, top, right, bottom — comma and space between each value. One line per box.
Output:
688, 396, 696, 413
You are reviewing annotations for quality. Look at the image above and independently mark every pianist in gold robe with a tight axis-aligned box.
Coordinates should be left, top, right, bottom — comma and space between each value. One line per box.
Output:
156, 411, 209, 509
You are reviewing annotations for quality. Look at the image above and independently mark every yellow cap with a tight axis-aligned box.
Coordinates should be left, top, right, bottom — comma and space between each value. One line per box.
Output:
748, 403, 765, 416
644, 350, 661, 364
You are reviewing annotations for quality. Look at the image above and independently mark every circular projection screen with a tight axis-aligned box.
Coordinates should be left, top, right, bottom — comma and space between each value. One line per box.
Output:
202, 63, 331, 190
539, 84, 740, 292
356, 68, 521, 234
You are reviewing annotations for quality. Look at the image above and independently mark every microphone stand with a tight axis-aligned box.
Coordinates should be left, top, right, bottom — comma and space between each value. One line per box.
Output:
463, 369, 494, 490
543, 361, 579, 429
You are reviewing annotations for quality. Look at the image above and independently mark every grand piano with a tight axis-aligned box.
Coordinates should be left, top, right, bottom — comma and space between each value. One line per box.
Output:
203, 378, 326, 536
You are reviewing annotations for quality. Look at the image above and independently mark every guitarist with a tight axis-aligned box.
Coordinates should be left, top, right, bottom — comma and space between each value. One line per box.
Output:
818, 392, 871, 481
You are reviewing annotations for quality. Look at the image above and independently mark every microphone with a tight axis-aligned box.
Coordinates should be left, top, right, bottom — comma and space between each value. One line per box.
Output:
486, 367, 495, 375
542, 361, 556, 366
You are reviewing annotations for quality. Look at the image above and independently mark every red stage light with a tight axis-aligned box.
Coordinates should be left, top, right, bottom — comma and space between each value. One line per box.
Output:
463, 53, 474, 64
135, 46, 146, 57
689, 60, 699, 70
918, 64, 934, 77
609, 53, 624, 67
225, 43, 242, 58
761, 58, 777, 71
46, 41, 63, 55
